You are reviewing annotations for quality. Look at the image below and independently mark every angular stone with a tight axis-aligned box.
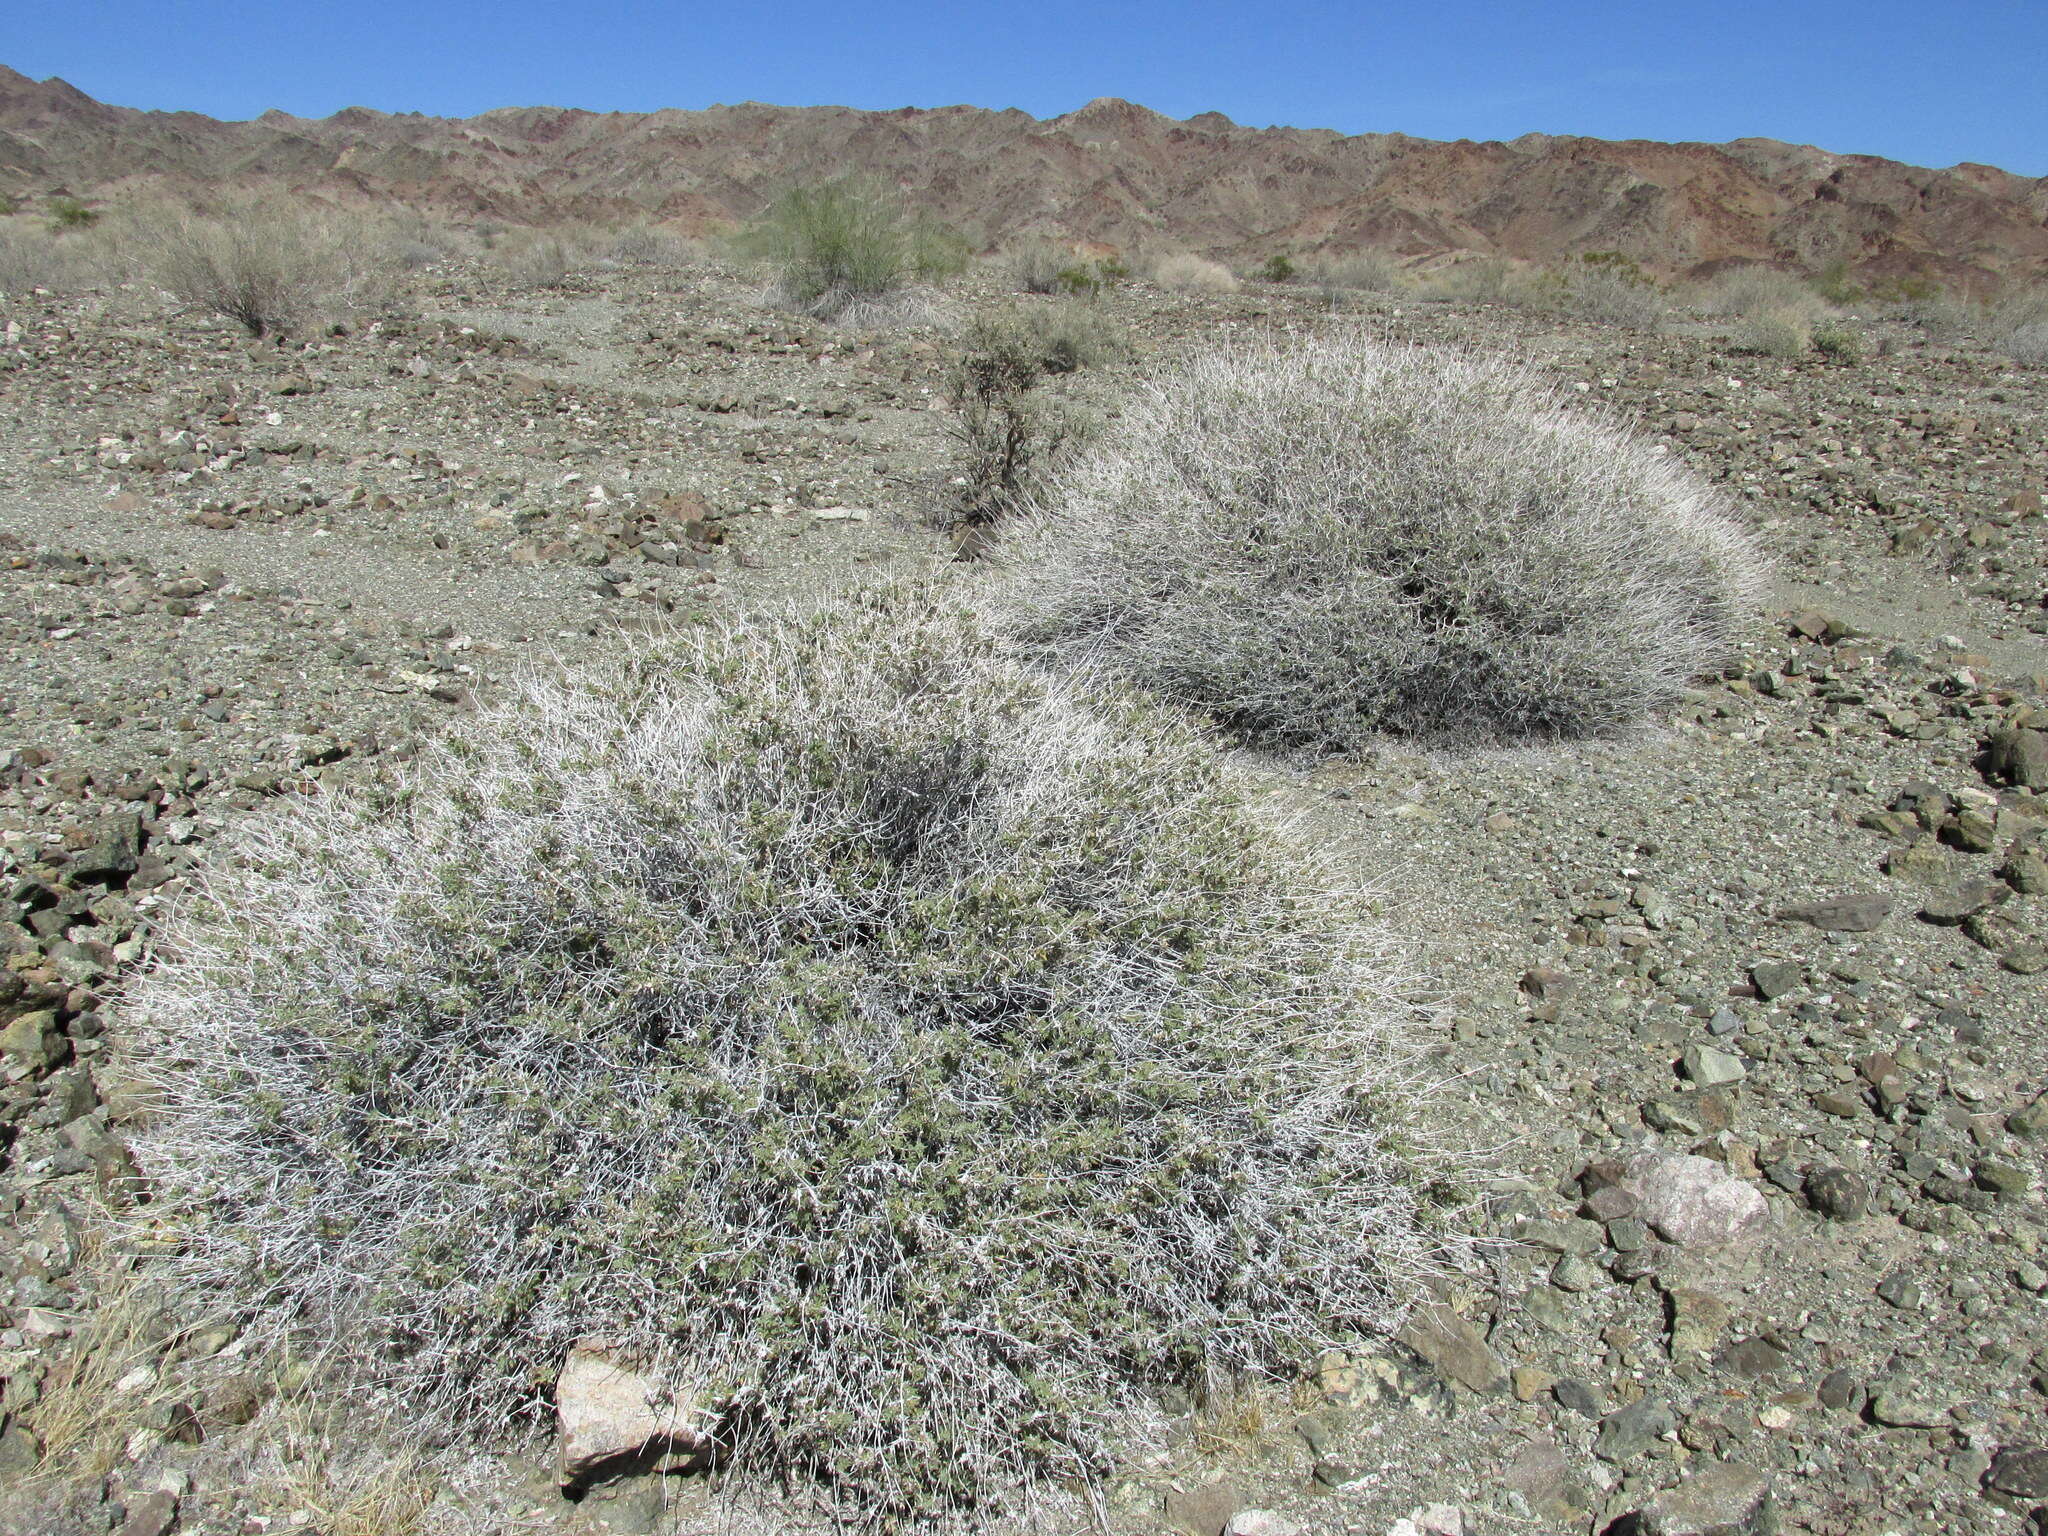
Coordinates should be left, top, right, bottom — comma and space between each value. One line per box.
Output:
0, 1009, 67, 1073
1665, 1287, 1731, 1358
1779, 892, 1891, 932
1920, 879, 2005, 925
1987, 728, 2048, 791
1624, 1152, 1770, 1247
1395, 1300, 1508, 1395
1804, 1166, 1869, 1221
1632, 1460, 1773, 1535
1596, 1396, 1678, 1462
1748, 960, 1802, 1000
1166, 1482, 1246, 1536
555, 1341, 712, 1487
1224, 1512, 1301, 1536
1986, 1446, 2048, 1500
119, 1492, 178, 1536
1682, 1043, 1747, 1087
1868, 1382, 1948, 1427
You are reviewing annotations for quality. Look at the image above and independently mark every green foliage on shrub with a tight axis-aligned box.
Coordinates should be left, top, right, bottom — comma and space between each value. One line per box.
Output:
128, 592, 1438, 1522
1257, 254, 1296, 283
47, 195, 97, 231
1811, 321, 1866, 363
932, 310, 1106, 537
1730, 307, 1813, 358
736, 179, 966, 324
992, 334, 1765, 751
1809, 257, 1865, 306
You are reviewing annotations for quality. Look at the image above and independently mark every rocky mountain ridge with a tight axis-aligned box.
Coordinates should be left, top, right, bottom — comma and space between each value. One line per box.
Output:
4, 63, 2046, 283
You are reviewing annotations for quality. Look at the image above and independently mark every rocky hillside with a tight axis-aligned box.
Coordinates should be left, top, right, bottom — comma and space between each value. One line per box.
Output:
4, 64, 2046, 284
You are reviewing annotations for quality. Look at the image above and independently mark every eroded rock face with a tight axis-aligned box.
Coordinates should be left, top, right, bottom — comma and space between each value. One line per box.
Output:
555, 1341, 712, 1487
1623, 1152, 1770, 1247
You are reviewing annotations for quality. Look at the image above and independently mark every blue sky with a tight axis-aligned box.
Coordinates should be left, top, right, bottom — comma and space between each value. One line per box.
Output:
12, 0, 2047, 175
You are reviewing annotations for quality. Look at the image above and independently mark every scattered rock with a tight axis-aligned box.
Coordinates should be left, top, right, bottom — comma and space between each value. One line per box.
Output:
1597, 1396, 1679, 1462
554, 1341, 712, 1487
1628, 1460, 1773, 1535
1779, 891, 1892, 932
1624, 1152, 1770, 1247
1394, 1300, 1508, 1395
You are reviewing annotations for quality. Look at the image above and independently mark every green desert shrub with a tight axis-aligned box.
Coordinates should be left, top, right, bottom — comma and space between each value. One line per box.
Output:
48, 195, 98, 231
1810, 321, 1866, 363
1809, 257, 1865, 306
932, 313, 1101, 539
736, 179, 967, 325
1257, 254, 1296, 284
125, 591, 1439, 1521
1541, 254, 1666, 329
1729, 307, 1813, 358
990, 334, 1765, 751
130, 194, 400, 336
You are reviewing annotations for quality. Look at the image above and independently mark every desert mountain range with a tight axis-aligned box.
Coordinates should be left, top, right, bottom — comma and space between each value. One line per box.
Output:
4, 63, 2045, 284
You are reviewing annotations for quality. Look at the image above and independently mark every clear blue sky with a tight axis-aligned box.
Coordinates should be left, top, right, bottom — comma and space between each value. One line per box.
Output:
12, 0, 2047, 176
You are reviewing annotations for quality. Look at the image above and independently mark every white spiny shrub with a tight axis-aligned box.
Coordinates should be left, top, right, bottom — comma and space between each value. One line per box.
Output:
125, 590, 1446, 1521
990, 334, 1765, 751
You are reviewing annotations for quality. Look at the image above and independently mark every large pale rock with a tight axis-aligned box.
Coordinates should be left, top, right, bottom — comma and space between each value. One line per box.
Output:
1623, 1153, 1769, 1247
1395, 1300, 1508, 1395
1631, 1459, 1773, 1534
555, 1341, 711, 1486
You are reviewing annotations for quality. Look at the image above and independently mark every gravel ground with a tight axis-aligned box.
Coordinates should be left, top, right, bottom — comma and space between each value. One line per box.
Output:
1, 255, 2044, 1536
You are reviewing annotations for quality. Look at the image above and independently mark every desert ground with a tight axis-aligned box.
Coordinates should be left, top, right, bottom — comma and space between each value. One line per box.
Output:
0, 244, 2045, 1536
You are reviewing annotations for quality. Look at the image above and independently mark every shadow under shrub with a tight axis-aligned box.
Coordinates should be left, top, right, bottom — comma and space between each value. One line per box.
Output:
125, 592, 1441, 1522
990, 335, 1765, 751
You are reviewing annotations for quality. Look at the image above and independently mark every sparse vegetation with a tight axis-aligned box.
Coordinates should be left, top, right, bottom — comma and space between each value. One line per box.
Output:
931, 308, 1104, 537
736, 178, 968, 324
1257, 254, 1296, 283
1540, 254, 1666, 329
1730, 307, 1814, 358
125, 591, 1439, 1522
129, 194, 400, 336
0, 224, 101, 294
1809, 257, 1865, 306
1811, 320, 1867, 363
992, 333, 1765, 751
1307, 250, 1404, 293
500, 233, 572, 289
48, 195, 98, 231
1004, 239, 1070, 293
1694, 265, 1825, 323
1145, 251, 1239, 293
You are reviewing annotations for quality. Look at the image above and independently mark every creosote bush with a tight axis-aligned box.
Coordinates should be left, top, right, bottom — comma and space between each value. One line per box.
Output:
737, 179, 967, 325
130, 195, 399, 336
1730, 307, 1813, 359
126, 592, 1442, 1522
1146, 252, 1239, 294
991, 334, 1765, 751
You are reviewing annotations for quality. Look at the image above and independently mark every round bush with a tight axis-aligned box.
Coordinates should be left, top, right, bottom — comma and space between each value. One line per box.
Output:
127, 592, 1439, 1518
990, 334, 1765, 750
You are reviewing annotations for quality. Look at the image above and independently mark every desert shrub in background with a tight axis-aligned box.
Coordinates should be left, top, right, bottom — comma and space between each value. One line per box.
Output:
1146, 251, 1239, 294
606, 224, 689, 267
1693, 265, 1824, 322
931, 310, 1102, 539
1257, 254, 1296, 283
0, 223, 104, 295
1539, 256, 1666, 330
48, 195, 98, 231
125, 590, 1441, 1521
1985, 288, 2048, 366
1729, 307, 1813, 358
1809, 257, 1865, 306
1005, 239, 1069, 294
736, 178, 967, 325
499, 233, 572, 289
1811, 320, 1866, 363
130, 195, 400, 336
1417, 256, 1524, 304
1308, 250, 1405, 293
991, 333, 1765, 751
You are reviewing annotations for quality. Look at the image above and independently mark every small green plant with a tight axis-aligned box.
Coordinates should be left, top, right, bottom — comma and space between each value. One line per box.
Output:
1730, 307, 1813, 359
1811, 321, 1866, 363
1867, 272, 1939, 304
0, 191, 20, 217
48, 196, 97, 231
1809, 257, 1865, 306
1006, 240, 1068, 294
1257, 254, 1296, 283
736, 179, 967, 324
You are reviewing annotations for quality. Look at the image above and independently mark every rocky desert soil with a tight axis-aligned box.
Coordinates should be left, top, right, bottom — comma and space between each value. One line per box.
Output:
0, 251, 2044, 1536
